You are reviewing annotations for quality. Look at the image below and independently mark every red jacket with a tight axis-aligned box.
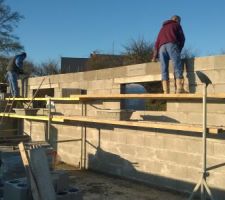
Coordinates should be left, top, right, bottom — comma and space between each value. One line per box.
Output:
154, 20, 185, 57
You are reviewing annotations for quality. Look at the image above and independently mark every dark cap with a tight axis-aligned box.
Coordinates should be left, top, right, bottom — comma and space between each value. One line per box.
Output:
171, 15, 181, 23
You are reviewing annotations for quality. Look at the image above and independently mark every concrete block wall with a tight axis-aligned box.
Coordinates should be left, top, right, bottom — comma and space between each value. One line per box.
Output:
22, 54, 225, 198
85, 126, 225, 198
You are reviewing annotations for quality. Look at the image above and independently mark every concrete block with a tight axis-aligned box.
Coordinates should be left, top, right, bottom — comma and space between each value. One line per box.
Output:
126, 63, 146, 77
144, 134, 164, 149
51, 170, 69, 192
102, 79, 113, 89
97, 109, 133, 120
110, 132, 126, 144
96, 68, 113, 80
103, 101, 120, 109
114, 74, 162, 84
126, 132, 145, 146
56, 187, 83, 200
213, 54, 225, 69
145, 62, 161, 74
111, 88, 121, 94
4, 178, 32, 200
193, 56, 215, 71
58, 74, 76, 83
111, 66, 126, 78
117, 144, 136, 155
213, 141, 225, 158
83, 70, 97, 81
214, 83, 225, 93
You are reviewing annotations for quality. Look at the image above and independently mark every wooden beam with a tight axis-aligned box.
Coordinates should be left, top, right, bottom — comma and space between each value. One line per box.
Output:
5, 93, 225, 101
28, 147, 56, 200
5, 97, 80, 101
0, 113, 64, 122
19, 142, 41, 200
62, 116, 221, 134
70, 93, 225, 100
0, 113, 221, 134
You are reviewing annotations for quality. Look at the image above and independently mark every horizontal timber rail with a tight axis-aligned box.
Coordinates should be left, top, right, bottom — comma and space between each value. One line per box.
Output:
62, 116, 221, 134
70, 93, 225, 100
0, 113, 222, 134
4, 97, 80, 101
4, 93, 225, 101
0, 113, 64, 122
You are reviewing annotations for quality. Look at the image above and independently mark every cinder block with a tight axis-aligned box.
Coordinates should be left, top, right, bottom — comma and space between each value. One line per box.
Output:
56, 187, 83, 200
126, 63, 146, 77
96, 68, 113, 80
4, 178, 32, 200
97, 109, 133, 120
51, 170, 69, 192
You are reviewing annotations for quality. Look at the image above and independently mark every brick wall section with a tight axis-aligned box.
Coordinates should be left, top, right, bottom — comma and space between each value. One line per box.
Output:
22, 55, 225, 198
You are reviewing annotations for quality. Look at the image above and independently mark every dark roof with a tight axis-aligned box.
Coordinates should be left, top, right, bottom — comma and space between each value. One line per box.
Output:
61, 57, 88, 73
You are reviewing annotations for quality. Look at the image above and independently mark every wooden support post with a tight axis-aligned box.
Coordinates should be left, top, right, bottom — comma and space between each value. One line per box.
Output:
18, 142, 41, 200
47, 98, 51, 142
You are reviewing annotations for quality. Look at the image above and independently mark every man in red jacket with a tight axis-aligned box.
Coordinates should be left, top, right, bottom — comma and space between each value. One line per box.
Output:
152, 15, 185, 93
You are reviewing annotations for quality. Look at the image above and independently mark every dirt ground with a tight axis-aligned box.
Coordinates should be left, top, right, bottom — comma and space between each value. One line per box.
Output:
56, 163, 188, 200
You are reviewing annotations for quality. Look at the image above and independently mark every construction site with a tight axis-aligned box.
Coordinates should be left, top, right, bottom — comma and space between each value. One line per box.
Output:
0, 54, 225, 200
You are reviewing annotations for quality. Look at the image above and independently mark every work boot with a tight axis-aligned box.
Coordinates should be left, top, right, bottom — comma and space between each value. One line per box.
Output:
162, 80, 170, 94
176, 78, 186, 93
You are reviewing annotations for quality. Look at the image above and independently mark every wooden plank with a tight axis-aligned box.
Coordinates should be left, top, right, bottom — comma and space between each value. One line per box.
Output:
18, 142, 41, 200
5, 97, 80, 101
5, 93, 225, 101
0, 113, 64, 122
28, 147, 56, 200
70, 93, 225, 100
63, 116, 220, 134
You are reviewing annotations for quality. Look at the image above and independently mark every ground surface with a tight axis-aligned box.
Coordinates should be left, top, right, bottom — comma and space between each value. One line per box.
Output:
56, 163, 188, 200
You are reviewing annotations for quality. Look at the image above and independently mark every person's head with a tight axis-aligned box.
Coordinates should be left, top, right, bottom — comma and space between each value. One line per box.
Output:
171, 15, 181, 23
19, 52, 27, 59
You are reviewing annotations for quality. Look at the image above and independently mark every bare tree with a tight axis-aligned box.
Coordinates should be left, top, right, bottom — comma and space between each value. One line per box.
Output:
32, 60, 60, 76
181, 47, 198, 59
122, 37, 154, 65
0, 0, 24, 55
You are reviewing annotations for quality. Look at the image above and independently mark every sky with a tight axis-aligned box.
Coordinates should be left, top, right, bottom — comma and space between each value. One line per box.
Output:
5, 0, 225, 65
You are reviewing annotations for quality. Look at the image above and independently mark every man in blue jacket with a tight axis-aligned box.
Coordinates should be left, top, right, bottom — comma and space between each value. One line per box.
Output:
152, 15, 185, 93
6, 52, 27, 97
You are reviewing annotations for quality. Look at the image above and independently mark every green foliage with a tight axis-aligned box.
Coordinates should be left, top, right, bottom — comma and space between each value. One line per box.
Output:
0, 0, 24, 55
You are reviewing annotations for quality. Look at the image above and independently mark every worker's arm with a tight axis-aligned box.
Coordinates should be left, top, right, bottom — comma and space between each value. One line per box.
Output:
151, 49, 158, 62
15, 56, 25, 74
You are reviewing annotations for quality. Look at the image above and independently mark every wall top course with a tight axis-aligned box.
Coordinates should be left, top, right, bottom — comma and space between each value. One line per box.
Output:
26, 54, 225, 86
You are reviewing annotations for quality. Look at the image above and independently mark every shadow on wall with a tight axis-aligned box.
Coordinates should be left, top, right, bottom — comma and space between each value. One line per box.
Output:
87, 147, 225, 200
48, 125, 58, 151
183, 58, 196, 93
141, 115, 180, 123
86, 126, 225, 200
